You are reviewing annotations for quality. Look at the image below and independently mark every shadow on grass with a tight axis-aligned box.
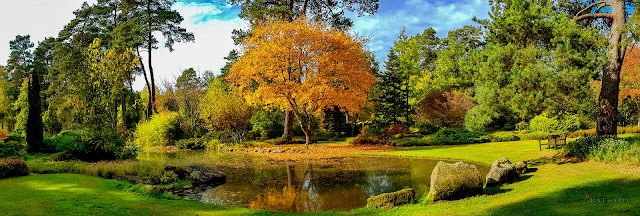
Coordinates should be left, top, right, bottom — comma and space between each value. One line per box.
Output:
528, 153, 585, 166
487, 178, 640, 216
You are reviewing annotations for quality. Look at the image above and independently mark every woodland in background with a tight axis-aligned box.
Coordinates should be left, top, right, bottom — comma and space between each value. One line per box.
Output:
0, 0, 640, 160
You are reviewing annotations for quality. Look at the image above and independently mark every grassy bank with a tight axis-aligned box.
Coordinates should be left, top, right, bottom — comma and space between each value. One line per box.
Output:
1, 137, 639, 215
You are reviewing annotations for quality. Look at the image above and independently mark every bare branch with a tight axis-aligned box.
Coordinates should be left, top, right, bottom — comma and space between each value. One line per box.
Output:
575, 0, 608, 17
595, 2, 611, 13
574, 13, 615, 22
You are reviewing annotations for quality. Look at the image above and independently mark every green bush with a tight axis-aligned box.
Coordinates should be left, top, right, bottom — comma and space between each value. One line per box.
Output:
529, 113, 582, 134
7, 132, 25, 143
393, 136, 436, 147
45, 130, 85, 153
175, 138, 206, 150
44, 130, 136, 162
0, 141, 26, 158
529, 113, 561, 133
432, 128, 489, 145
565, 136, 617, 158
134, 112, 180, 148
565, 136, 640, 163
249, 109, 284, 140
520, 131, 551, 140
489, 131, 521, 142
0, 158, 30, 179
313, 131, 345, 142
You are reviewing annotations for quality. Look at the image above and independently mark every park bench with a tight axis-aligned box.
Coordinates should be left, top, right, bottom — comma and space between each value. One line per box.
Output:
539, 134, 567, 151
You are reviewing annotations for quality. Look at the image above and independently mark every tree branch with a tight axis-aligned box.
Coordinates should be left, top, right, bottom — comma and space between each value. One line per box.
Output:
575, 1, 608, 17
574, 13, 615, 22
595, 2, 611, 13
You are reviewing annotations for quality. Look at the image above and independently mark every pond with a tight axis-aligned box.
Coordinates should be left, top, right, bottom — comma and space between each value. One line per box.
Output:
138, 151, 489, 213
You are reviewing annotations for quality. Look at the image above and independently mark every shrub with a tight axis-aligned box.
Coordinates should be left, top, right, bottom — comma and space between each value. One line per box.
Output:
417, 123, 440, 135
565, 136, 640, 163
393, 136, 436, 147
520, 131, 551, 140
175, 138, 206, 150
529, 113, 561, 133
7, 132, 25, 143
249, 109, 284, 140
0, 141, 26, 158
44, 130, 136, 162
386, 124, 409, 136
619, 126, 640, 134
45, 130, 85, 153
313, 131, 345, 142
134, 112, 180, 148
349, 135, 390, 145
432, 128, 489, 145
0, 158, 30, 179
565, 136, 617, 158
569, 128, 596, 138
489, 131, 521, 142
50, 152, 75, 161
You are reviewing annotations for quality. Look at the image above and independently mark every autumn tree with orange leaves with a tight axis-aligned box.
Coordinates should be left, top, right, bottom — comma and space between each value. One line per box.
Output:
228, 19, 375, 147
620, 44, 640, 126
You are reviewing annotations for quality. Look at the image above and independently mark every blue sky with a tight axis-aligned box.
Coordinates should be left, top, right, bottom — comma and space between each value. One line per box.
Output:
0, 0, 490, 90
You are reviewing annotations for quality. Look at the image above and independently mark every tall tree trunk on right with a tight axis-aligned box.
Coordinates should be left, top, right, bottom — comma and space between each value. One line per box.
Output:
596, 0, 626, 136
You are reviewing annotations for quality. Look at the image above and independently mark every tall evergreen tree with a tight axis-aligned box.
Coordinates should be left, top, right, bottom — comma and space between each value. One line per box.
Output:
374, 49, 411, 126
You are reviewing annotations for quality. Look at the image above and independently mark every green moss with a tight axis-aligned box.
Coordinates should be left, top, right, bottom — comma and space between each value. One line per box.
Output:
367, 188, 415, 208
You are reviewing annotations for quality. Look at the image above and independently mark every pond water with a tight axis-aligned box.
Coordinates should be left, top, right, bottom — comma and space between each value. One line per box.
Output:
138, 152, 489, 213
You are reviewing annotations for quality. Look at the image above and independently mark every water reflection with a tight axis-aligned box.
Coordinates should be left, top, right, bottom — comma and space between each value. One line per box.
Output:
140, 152, 488, 212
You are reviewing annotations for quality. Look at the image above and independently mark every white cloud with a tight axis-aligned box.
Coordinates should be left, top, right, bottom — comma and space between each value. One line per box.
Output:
134, 2, 246, 90
0, 0, 245, 91
0, 0, 94, 62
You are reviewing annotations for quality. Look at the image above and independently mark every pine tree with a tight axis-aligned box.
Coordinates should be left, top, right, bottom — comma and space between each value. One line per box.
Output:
375, 49, 411, 126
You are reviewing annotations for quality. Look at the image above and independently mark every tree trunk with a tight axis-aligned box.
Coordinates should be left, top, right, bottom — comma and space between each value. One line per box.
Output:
284, 110, 293, 142
596, 0, 625, 136
136, 47, 152, 119
147, 0, 157, 116
121, 95, 127, 132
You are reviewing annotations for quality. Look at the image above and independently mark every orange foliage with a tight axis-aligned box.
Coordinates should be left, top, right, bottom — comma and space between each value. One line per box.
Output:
620, 44, 640, 100
0, 130, 8, 142
228, 19, 375, 143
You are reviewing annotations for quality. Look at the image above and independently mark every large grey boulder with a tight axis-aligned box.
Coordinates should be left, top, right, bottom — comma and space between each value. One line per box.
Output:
485, 157, 520, 187
186, 165, 227, 185
367, 188, 415, 208
428, 161, 483, 201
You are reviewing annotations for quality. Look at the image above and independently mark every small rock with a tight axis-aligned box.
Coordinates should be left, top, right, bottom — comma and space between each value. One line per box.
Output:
186, 165, 227, 185
183, 184, 193, 189
164, 166, 189, 179
367, 188, 415, 208
428, 161, 483, 201
514, 161, 528, 174
486, 157, 520, 187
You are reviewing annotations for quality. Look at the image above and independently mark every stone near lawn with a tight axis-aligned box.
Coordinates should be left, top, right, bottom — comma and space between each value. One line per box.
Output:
186, 165, 227, 185
514, 161, 528, 174
164, 166, 189, 179
485, 157, 520, 187
428, 161, 483, 201
367, 188, 415, 208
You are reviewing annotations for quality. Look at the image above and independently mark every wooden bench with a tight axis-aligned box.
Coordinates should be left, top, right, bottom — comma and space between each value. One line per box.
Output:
539, 134, 567, 151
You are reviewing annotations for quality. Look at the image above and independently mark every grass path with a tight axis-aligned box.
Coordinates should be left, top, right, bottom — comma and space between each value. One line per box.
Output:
1, 138, 640, 215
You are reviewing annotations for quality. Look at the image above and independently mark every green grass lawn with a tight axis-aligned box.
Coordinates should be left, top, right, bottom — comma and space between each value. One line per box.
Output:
1, 138, 639, 215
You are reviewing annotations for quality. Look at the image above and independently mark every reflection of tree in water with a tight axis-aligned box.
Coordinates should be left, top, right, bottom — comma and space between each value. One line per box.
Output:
250, 163, 322, 212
